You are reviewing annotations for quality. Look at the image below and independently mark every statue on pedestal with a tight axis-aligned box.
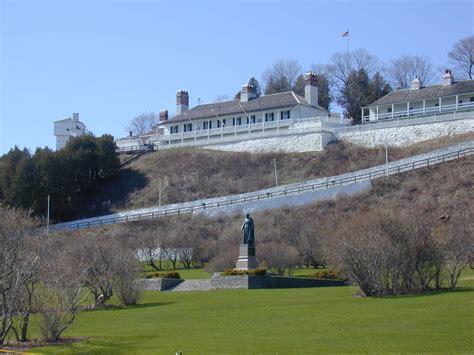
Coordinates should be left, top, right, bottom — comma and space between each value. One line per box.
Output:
236, 213, 258, 270
241, 213, 255, 245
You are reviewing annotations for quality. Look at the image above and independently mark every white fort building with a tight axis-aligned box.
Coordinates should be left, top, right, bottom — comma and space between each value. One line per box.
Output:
54, 113, 87, 150
114, 70, 474, 153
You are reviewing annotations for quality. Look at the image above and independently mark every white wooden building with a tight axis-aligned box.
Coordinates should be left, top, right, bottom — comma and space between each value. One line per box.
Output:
54, 113, 87, 150
362, 70, 474, 122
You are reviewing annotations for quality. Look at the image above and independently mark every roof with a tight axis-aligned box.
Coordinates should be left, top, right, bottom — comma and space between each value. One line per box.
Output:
161, 91, 327, 124
369, 80, 474, 107
54, 117, 85, 125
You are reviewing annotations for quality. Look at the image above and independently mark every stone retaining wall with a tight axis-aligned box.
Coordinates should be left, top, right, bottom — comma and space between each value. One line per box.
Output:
133, 278, 183, 291
338, 118, 473, 148
210, 275, 347, 289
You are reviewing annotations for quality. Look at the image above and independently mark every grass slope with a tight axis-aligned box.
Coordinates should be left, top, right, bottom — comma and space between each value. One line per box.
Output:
78, 133, 474, 220
31, 272, 474, 353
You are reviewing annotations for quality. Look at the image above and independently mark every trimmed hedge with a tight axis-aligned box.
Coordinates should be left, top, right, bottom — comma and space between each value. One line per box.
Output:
221, 268, 267, 276
146, 271, 181, 279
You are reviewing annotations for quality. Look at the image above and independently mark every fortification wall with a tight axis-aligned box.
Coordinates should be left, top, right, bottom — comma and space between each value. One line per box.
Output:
201, 131, 333, 153
337, 118, 473, 148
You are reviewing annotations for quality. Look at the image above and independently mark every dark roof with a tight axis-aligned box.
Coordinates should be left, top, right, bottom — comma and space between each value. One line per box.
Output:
370, 80, 474, 106
161, 91, 327, 124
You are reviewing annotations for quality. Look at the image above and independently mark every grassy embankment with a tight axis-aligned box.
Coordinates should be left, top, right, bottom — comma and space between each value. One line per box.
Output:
79, 133, 474, 219
26, 270, 474, 353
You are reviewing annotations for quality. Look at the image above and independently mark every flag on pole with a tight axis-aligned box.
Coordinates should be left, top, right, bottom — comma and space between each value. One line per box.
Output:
341, 30, 349, 37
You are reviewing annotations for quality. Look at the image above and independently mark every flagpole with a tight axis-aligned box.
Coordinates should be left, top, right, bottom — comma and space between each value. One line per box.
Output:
347, 28, 350, 55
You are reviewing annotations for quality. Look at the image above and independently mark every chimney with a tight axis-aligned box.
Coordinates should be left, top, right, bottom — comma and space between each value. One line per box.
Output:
304, 72, 318, 106
72, 112, 79, 122
442, 69, 453, 86
240, 84, 257, 102
159, 109, 168, 122
176, 90, 189, 114
410, 77, 421, 90
129, 130, 133, 137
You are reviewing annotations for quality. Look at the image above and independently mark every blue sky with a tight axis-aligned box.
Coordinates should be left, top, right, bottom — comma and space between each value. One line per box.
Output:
1, 0, 472, 154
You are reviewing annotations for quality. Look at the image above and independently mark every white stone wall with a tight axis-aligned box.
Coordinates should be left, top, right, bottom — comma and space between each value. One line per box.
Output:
201, 132, 327, 153
338, 118, 474, 148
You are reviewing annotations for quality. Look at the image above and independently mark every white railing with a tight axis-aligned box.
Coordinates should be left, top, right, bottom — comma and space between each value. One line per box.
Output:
49, 142, 474, 232
337, 109, 474, 134
362, 102, 474, 122
153, 117, 328, 149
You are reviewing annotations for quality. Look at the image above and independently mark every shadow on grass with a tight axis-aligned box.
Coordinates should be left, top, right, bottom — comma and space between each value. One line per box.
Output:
371, 287, 474, 300
75, 168, 149, 220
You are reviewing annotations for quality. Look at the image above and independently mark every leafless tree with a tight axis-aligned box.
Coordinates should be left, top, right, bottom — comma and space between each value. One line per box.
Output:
36, 237, 88, 342
126, 112, 159, 136
442, 212, 473, 288
448, 36, 474, 80
136, 228, 165, 271
327, 49, 379, 93
110, 247, 141, 306
213, 94, 230, 103
259, 241, 299, 276
80, 235, 119, 308
385, 55, 436, 88
262, 59, 302, 94
0, 208, 38, 345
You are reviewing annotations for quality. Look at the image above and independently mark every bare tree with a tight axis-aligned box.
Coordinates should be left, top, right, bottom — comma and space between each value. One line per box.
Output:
262, 59, 302, 94
126, 112, 159, 136
327, 49, 379, 93
0, 208, 38, 345
385, 55, 436, 88
443, 212, 473, 288
448, 35, 474, 79
111, 247, 141, 306
36, 237, 88, 342
259, 241, 299, 276
136, 228, 164, 271
213, 94, 230, 103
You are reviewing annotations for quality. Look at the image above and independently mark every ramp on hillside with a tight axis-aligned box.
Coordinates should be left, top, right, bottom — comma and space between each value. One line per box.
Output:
50, 141, 474, 232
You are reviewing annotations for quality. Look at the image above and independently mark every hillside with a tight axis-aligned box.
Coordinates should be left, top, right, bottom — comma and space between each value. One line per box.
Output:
78, 133, 474, 220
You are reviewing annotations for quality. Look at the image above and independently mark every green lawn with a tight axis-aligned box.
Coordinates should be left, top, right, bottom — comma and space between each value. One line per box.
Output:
24, 271, 474, 354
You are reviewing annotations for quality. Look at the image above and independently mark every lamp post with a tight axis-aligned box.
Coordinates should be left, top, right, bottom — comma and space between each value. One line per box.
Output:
273, 158, 278, 187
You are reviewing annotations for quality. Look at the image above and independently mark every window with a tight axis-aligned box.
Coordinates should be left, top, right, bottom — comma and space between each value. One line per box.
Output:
265, 112, 275, 122
170, 125, 179, 134
218, 119, 227, 128
470, 97, 474, 102
247, 115, 256, 124
203, 121, 213, 130
233, 117, 242, 126
434, 103, 439, 107
280, 110, 290, 120
183, 123, 192, 132
387, 107, 392, 113
458, 100, 463, 105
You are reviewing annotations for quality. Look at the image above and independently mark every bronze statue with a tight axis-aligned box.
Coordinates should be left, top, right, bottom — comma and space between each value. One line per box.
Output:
241, 213, 255, 245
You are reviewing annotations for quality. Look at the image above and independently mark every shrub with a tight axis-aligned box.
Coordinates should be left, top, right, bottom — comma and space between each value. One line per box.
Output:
146, 271, 181, 279
312, 269, 344, 280
221, 268, 267, 276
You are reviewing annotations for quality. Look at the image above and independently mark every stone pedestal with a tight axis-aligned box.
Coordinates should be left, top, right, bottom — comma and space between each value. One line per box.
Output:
236, 244, 259, 270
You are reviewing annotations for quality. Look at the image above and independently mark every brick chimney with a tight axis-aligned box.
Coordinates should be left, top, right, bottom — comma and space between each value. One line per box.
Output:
240, 84, 257, 102
304, 72, 318, 106
410, 77, 421, 90
159, 109, 168, 122
176, 90, 189, 114
442, 69, 453, 86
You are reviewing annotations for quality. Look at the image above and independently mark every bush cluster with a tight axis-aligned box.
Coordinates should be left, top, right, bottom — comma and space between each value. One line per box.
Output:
146, 271, 181, 279
312, 269, 344, 280
221, 268, 267, 276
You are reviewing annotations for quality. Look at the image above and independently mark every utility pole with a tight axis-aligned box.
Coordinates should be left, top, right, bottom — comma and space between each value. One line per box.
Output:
385, 146, 389, 178
46, 195, 50, 235
273, 158, 278, 187
158, 180, 162, 207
